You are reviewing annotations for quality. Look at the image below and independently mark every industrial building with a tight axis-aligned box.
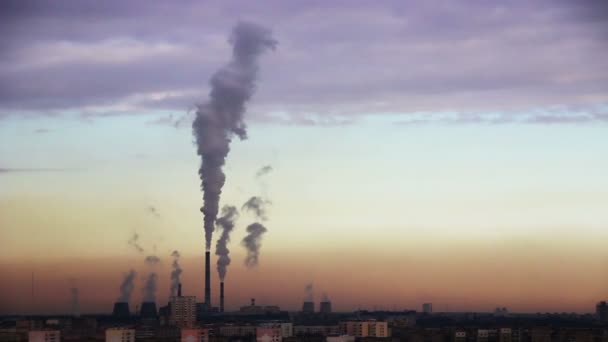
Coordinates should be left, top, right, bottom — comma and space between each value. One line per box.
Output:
422, 303, 432, 314
105, 328, 135, 342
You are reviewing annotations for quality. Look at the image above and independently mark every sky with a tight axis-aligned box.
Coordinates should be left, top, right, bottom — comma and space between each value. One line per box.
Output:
1, 0, 608, 315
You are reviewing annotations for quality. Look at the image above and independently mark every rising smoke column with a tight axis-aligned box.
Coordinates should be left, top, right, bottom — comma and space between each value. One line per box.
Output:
192, 22, 277, 251
242, 222, 267, 267
142, 273, 158, 302
215, 205, 239, 280
241, 194, 270, 267
143, 255, 160, 302
117, 269, 137, 302
304, 283, 314, 302
170, 250, 182, 297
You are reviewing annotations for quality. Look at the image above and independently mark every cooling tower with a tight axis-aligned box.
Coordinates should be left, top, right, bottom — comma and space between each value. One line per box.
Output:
112, 302, 130, 318
302, 301, 314, 313
220, 282, 225, 313
320, 301, 332, 314
205, 251, 211, 306
140, 302, 158, 319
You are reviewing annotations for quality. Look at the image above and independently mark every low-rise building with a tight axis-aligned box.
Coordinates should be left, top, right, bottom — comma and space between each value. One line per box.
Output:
105, 328, 135, 342
181, 328, 209, 342
28, 330, 60, 342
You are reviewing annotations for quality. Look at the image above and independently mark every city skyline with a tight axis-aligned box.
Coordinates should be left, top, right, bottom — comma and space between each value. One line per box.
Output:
2, 1, 608, 316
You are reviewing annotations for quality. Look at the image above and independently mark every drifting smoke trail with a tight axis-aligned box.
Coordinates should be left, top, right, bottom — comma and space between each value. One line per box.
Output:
256, 165, 272, 178
117, 270, 136, 302
322, 293, 330, 302
144, 255, 160, 265
192, 22, 276, 251
170, 250, 182, 297
128, 233, 144, 253
215, 205, 239, 280
304, 283, 314, 302
147, 206, 160, 218
242, 222, 267, 267
142, 273, 158, 302
242, 196, 270, 221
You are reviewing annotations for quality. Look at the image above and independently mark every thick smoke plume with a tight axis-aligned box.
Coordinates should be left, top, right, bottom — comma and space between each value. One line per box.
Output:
304, 283, 314, 302
142, 273, 158, 302
117, 269, 136, 302
128, 233, 144, 253
322, 293, 330, 302
215, 205, 239, 280
241, 222, 267, 267
256, 165, 273, 178
192, 21, 276, 251
170, 250, 182, 297
242, 196, 270, 221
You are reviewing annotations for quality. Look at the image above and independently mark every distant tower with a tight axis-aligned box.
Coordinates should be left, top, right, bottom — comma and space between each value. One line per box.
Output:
597, 301, 608, 322
422, 303, 433, 314
302, 301, 314, 313
320, 300, 332, 314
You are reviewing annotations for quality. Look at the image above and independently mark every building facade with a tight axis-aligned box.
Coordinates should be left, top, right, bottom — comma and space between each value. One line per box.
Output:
170, 295, 197, 328
181, 328, 209, 342
339, 321, 388, 338
28, 330, 60, 342
105, 328, 135, 342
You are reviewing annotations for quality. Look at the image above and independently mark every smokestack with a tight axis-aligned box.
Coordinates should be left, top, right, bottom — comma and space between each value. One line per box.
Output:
205, 251, 211, 306
178, 283, 182, 297
220, 282, 225, 313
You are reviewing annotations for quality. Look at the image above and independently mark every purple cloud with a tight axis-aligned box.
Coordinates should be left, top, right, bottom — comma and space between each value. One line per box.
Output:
1, 0, 607, 124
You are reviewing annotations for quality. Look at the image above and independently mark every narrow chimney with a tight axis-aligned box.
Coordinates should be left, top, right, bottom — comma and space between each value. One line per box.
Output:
205, 251, 211, 306
251, 298, 255, 306
220, 282, 225, 313
178, 283, 182, 297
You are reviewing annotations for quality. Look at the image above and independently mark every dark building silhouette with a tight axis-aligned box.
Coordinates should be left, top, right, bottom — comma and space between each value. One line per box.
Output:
597, 301, 608, 322
112, 302, 130, 318
319, 301, 332, 314
140, 302, 158, 319
302, 301, 314, 313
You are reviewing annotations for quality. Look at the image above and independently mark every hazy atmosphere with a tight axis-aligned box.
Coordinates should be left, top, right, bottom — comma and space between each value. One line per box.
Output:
1, 0, 608, 317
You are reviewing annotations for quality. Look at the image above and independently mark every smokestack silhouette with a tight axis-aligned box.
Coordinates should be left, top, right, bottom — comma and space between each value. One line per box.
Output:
215, 205, 239, 281
302, 283, 314, 313
178, 283, 182, 297
205, 251, 211, 306
192, 21, 276, 252
170, 250, 182, 298
242, 222, 267, 267
117, 270, 136, 302
220, 281, 225, 313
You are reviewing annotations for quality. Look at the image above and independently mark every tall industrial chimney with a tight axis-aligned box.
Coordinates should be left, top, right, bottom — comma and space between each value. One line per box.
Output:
178, 283, 182, 297
205, 251, 211, 307
220, 282, 225, 313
